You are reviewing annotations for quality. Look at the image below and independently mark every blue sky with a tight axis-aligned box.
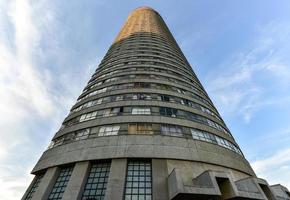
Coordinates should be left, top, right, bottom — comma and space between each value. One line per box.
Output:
0, 0, 290, 199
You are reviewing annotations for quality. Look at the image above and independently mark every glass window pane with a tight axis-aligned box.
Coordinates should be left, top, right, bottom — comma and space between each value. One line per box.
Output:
98, 126, 120, 136
81, 162, 111, 200
191, 128, 242, 156
124, 160, 152, 199
48, 166, 74, 200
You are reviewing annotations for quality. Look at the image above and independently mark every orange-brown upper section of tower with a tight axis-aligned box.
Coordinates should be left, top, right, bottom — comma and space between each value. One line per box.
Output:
114, 6, 174, 43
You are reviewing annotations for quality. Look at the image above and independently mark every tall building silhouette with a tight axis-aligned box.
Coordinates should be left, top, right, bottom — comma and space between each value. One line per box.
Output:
23, 7, 289, 200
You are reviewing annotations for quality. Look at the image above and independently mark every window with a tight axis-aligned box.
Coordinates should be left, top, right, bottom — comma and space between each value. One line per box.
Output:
180, 99, 186, 105
159, 84, 170, 90
132, 94, 138, 100
98, 87, 107, 94
85, 101, 94, 108
134, 82, 150, 88
160, 95, 170, 102
176, 88, 185, 94
128, 124, 153, 135
75, 129, 90, 141
132, 108, 151, 115
106, 77, 119, 82
161, 125, 182, 137
24, 174, 44, 200
191, 128, 242, 155
103, 107, 123, 117
159, 107, 177, 117
48, 166, 74, 200
82, 87, 107, 100
80, 111, 98, 122
115, 95, 124, 101
81, 162, 111, 200
102, 96, 111, 103
96, 98, 103, 105
191, 129, 216, 143
144, 94, 152, 100
103, 108, 110, 117
216, 137, 230, 148
132, 93, 151, 100
48, 137, 64, 149
205, 119, 229, 135
124, 160, 152, 200
91, 81, 102, 88
129, 74, 136, 79
98, 125, 120, 136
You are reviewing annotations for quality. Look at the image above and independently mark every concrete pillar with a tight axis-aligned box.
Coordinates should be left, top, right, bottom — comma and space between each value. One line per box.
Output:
31, 167, 59, 200
104, 158, 127, 200
152, 159, 169, 200
62, 161, 91, 200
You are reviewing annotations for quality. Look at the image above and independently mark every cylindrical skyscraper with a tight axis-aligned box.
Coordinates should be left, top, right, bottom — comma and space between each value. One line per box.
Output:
23, 7, 290, 200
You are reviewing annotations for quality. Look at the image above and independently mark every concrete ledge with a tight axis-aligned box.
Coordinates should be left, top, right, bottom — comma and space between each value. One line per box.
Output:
32, 135, 254, 176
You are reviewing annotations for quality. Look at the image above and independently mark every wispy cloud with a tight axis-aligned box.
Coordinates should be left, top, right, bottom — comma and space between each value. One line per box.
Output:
206, 21, 290, 122
0, 1, 94, 199
0, 1, 57, 199
205, 20, 290, 188
252, 147, 290, 188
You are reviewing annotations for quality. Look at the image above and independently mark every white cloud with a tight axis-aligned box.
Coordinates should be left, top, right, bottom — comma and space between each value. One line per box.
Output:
251, 148, 290, 188
0, 0, 97, 199
0, 0, 55, 154
206, 21, 290, 122
0, 164, 34, 200
204, 21, 290, 189
0, 1, 68, 199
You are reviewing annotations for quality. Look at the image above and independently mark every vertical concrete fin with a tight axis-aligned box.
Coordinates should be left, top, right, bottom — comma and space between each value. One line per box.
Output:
168, 168, 184, 199
62, 161, 90, 200
31, 167, 59, 200
152, 159, 169, 200
104, 159, 127, 200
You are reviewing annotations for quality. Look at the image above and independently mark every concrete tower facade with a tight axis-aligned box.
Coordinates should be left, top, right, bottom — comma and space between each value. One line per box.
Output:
23, 7, 290, 200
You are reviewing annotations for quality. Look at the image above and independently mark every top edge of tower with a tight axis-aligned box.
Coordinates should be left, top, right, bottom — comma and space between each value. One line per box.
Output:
113, 6, 174, 44
132, 6, 157, 12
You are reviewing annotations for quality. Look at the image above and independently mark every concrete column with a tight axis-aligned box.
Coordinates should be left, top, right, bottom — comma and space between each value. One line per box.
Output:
62, 161, 91, 200
152, 159, 169, 200
21, 175, 38, 200
31, 167, 59, 200
104, 158, 127, 200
